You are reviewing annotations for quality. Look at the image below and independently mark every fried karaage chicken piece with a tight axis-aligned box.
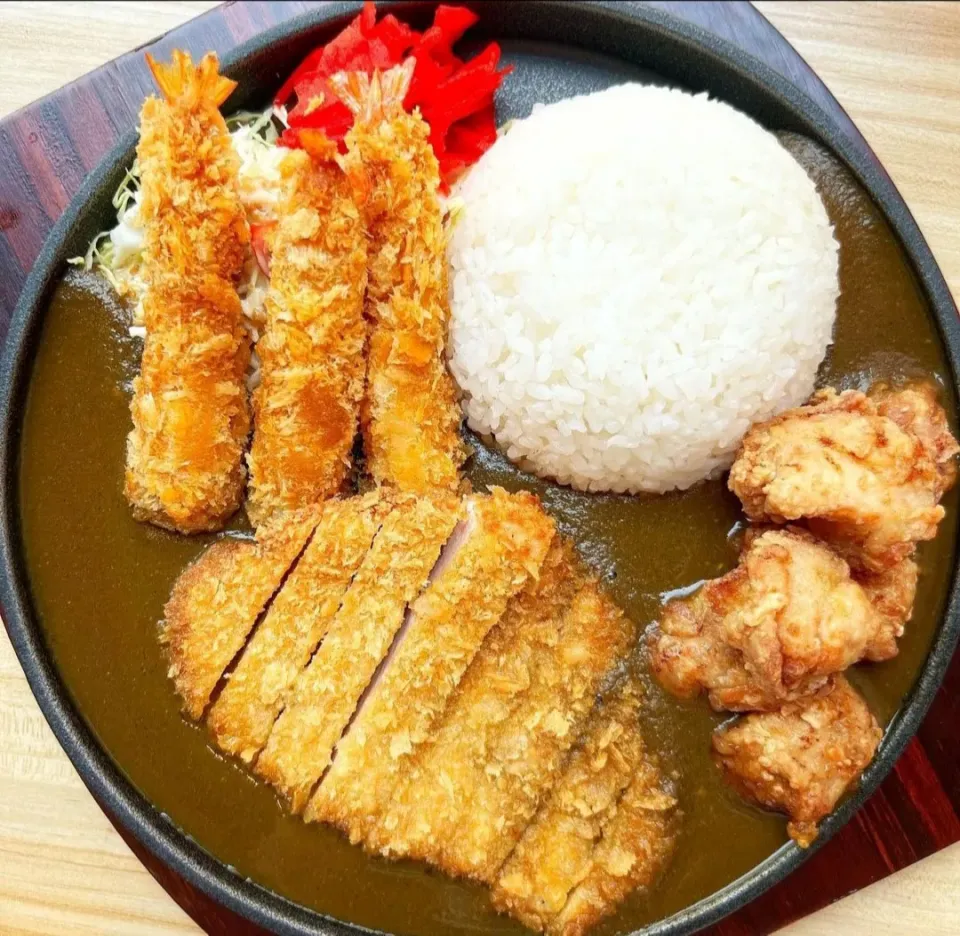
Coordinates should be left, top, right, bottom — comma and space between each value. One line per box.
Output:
856, 557, 918, 662
206, 493, 384, 762
332, 61, 465, 492
307, 489, 555, 848
246, 133, 368, 527
649, 528, 881, 711
712, 675, 881, 846
729, 386, 958, 572
161, 507, 319, 719
125, 51, 251, 533
493, 677, 677, 935
255, 491, 461, 812
872, 381, 959, 493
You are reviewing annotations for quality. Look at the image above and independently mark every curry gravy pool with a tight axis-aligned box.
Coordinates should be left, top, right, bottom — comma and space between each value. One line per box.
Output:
18, 138, 958, 935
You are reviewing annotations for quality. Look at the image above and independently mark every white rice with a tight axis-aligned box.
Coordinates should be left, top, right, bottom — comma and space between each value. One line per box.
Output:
447, 83, 840, 494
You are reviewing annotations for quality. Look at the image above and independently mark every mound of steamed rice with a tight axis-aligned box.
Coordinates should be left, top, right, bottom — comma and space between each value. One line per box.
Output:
447, 83, 840, 494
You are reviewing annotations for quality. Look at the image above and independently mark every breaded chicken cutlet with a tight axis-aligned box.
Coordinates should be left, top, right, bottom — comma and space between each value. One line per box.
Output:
246, 133, 368, 527
162, 489, 678, 932
125, 52, 251, 533
207, 493, 385, 762
713, 675, 881, 846
255, 491, 461, 811
305, 489, 556, 845
382, 554, 638, 882
331, 62, 465, 493
161, 506, 319, 720
493, 677, 678, 935
649, 528, 889, 711
729, 384, 959, 572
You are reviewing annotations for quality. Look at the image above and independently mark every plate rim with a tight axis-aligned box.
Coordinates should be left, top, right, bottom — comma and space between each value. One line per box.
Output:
1, 2, 958, 935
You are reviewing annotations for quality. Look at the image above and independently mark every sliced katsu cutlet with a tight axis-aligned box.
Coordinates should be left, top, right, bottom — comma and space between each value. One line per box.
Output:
378, 537, 582, 862
206, 493, 385, 762
493, 677, 678, 936
161, 507, 319, 720
457, 582, 636, 881
255, 491, 461, 812
306, 488, 556, 846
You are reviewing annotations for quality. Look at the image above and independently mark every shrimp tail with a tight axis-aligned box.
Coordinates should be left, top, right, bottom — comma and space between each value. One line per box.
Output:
296, 129, 340, 163
146, 50, 237, 108
331, 58, 415, 124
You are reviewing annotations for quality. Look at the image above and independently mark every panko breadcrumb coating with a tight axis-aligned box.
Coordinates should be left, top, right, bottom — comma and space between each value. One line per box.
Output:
856, 558, 918, 662
493, 678, 677, 935
729, 386, 958, 572
649, 528, 882, 711
386, 572, 637, 882
125, 52, 251, 533
307, 488, 555, 847
206, 494, 384, 762
378, 538, 584, 864
161, 506, 319, 720
256, 491, 461, 812
246, 133, 368, 527
331, 61, 465, 492
712, 675, 881, 847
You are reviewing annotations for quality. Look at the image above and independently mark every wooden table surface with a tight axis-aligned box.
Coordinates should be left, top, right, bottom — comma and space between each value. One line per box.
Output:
1, 2, 959, 935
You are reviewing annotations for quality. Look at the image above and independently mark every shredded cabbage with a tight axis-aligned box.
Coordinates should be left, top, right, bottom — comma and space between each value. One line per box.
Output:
70, 108, 284, 331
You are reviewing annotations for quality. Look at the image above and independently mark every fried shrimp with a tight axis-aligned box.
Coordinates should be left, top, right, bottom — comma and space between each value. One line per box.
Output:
332, 61, 465, 492
125, 51, 252, 533
246, 132, 368, 527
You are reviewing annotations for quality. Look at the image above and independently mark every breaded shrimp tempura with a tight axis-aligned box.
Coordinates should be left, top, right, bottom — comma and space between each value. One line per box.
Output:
332, 62, 465, 493
246, 133, 368, 527
125, 51, 251, 533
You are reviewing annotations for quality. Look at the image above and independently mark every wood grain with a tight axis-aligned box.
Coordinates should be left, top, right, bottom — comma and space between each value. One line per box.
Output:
0, 3, 958, 936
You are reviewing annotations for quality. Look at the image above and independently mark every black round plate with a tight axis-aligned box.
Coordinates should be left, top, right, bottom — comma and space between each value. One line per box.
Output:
1, 3, 959, 935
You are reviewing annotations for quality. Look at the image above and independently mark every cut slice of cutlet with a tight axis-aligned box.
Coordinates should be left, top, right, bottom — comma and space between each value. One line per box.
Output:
206, 492, 385, 762
255, 491, 461, 812
161, 506, 320, 720
552, 766, 679, 936
305, 487, 556, 848
390, 574, 638, 882
492, 677, 678, 936
376, 536, 582, 861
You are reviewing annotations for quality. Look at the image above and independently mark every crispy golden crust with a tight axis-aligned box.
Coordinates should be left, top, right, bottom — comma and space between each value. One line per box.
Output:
126, 52, 251, 533
713, 675, 881, 847
871, 382, 959, 494
160, 508, 318, 719
256, 492, 461, 812
391, 575, 636, 883
650, 528, 881, 711
856, 558, 919, 662
246, 141, 368, 527
308, 488, 555, 846
553, 766, 678, 936
729, 387, 956, 572
125, 276, 251, 533
378, 537, 583, 863
206, 494, 384, 761
493, 679, 677, 935
333, 63, 465, 492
